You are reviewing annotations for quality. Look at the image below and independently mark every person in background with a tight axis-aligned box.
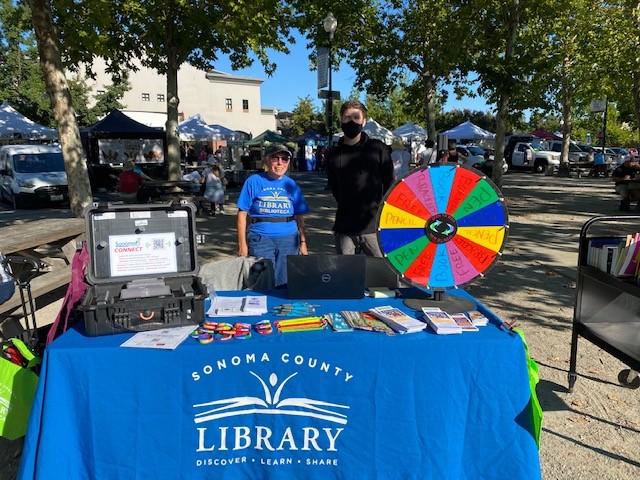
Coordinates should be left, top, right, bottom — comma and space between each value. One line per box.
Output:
201, 164, 225, 215
390, 138, 410, 179
130, 158, 153, 181
236, 144, 309, 286
591, 150, 607, 177
186, 146, 198, 165
325, 99, 394, 257
420, 139, 437, 165
446, 142, 467, 164
119, 159, 144, 195
611, 157, 640, 211
315, 147, 326, 172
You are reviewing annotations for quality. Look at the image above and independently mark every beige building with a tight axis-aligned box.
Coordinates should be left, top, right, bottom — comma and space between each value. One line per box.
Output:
84, 58, 277, 137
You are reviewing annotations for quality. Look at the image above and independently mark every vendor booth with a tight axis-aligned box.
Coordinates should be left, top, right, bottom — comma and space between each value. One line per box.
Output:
392, 121, 428, 141
442, 121, 495, 146
292, 129, 328, 171
244, 130, 289, 170
81, 109, 166, 165
81, 109, 167, 191
0, 102, 58, 141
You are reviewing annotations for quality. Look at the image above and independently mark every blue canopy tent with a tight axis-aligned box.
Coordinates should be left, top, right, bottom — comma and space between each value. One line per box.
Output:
293, 130, 328, 171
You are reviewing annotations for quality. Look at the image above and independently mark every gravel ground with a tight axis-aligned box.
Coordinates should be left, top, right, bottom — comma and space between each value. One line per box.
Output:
1, 170, 639, 479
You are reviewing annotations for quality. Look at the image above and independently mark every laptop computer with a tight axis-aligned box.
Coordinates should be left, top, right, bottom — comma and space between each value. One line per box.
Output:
287, 254, 366, 299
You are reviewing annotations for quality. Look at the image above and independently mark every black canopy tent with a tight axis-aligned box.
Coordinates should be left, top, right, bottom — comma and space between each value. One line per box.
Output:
81, 110, 166, 165
81, 110, 167, 191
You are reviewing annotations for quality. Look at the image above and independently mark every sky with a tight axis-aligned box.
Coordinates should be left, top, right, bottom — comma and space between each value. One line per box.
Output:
213, 33, 491, 119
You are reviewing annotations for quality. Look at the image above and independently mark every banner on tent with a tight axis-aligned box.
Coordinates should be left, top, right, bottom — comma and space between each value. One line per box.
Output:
98, 138, 164, 164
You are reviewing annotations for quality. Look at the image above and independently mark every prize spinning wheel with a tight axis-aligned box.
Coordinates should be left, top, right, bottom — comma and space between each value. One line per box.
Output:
377, 164, 509, 312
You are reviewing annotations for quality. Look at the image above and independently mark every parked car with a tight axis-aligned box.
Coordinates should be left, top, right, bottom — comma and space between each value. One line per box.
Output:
609, 147, 632, 164
510, 142, 561, 173
548, 140, 587, 163
0, 144, 68, 209
479, 157, 508, 176
456, 145, 486, 168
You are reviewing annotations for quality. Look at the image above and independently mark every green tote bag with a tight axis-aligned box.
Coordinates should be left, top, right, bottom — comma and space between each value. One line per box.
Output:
0, 338, 41, 440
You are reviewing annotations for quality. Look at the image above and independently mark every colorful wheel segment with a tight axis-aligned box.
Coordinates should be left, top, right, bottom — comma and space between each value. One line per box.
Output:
377, 164, 509, 289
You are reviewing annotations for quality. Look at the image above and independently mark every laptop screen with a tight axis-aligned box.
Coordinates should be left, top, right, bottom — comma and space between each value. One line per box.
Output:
287, 255, 366, 299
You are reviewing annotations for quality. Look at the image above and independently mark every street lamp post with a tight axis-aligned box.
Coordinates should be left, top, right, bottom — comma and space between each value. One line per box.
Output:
323, 12, 337, 145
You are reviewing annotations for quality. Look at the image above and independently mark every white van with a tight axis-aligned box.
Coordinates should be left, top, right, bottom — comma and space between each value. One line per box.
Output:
0, 144, 68, 208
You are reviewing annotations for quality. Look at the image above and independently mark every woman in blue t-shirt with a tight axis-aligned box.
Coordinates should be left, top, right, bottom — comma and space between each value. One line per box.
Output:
237, 144, 309, 286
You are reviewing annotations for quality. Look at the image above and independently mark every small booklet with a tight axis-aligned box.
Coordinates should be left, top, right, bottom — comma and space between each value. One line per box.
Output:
206, 295, 267, 317
324, 313, 353, 332
421, 307, 462, 335
450, 313, 479, 332
369, 306, 426, 334
465, 310, 489, 327
120, 325, 195, 350
340, 311, 395, 335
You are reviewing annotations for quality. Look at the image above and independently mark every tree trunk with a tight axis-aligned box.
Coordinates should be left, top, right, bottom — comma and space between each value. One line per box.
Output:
28, 0, 92, 217
165, 24, 181, 182
493, 91, 508, 189
633, 71, 640, 139
558, 57, 571, 177
424, 75, 437, 141
491, 1, 519, 189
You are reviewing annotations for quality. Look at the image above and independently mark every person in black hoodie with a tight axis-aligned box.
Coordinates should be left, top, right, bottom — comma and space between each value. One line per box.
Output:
326, 99, 394, 256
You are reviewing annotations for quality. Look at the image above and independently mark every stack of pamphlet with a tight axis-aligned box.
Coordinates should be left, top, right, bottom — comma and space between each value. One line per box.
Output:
466, 310, 489, 327
206, 295, 268, 317
450, 313, 479, 332
421, 307, 462, 334
368, 306, 426, 334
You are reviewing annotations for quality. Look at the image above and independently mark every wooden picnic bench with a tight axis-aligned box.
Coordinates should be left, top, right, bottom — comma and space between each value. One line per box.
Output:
0, 218, 85, 316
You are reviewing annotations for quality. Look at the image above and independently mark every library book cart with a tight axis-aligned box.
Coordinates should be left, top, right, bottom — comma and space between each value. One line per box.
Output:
569, 215, 640, 392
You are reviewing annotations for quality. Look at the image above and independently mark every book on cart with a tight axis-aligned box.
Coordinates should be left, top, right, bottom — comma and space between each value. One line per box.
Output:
368, 306, 426, 334
421, 307, 462, 334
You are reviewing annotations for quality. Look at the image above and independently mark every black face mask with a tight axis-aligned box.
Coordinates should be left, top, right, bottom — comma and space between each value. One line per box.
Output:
341, 120, 363, 139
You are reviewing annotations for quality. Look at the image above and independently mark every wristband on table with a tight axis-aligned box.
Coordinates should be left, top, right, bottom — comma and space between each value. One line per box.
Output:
255, 320, 273, 335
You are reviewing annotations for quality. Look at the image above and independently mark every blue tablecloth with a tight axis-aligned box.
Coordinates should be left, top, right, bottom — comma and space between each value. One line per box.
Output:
19, 290, 540, 479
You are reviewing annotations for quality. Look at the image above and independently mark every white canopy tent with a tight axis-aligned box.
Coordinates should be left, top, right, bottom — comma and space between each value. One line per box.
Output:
332, 119, 399, 145
179, 114, 226, 141
442, 121, 495, 142
363, 119, 399, 145
0, 102, 58, 140
392, 121, 428, 141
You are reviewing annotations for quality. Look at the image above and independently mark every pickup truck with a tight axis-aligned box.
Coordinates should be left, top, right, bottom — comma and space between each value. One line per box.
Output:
510, 142, 561, 173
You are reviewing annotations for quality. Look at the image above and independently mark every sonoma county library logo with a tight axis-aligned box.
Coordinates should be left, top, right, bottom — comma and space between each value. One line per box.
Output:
191, 353, 354, 469
194, 371, 349, 424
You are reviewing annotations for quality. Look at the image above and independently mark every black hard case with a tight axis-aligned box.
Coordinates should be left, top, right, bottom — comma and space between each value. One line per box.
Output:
79, 201, 205, 336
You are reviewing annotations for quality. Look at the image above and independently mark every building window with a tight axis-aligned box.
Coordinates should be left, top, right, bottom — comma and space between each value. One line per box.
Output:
142, 93, 150, 101
225, 98, 232, 111
157, 94, 165, 102
96, 89, 105, 95
242, 99, 249, 112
